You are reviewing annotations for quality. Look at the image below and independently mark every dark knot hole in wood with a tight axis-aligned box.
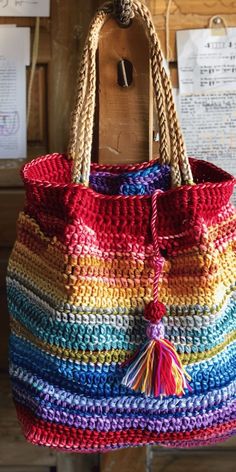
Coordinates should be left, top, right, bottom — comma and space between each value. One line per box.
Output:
118, 59, 133, 87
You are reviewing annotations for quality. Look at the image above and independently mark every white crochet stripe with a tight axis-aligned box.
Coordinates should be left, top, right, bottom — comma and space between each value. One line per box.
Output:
7, 277, 236, 332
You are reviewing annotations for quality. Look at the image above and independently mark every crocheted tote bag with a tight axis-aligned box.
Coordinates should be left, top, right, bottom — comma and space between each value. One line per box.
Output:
7, 0, 236, 453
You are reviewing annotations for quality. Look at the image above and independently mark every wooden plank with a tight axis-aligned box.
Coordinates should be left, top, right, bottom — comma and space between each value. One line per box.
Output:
0, 249, 11, 370
0, 18, 50, 28
0, 468, 50, 472
171, 0, 236, 15
148, 0, 236, 21
100, 447, 147, 472
95, 0, 236, 62
56, 454, 99, 472
27, 66, 47, 143
149, 1, 236, 62
98, 17, 151, 165
150, 449, 236, 472
31, 27, 51, 64
0, 375, 57, 466
214, 436, 236, 447
0, 190, 25, 247
48, 0, 97, 154
0, 286, 10, 370
0, 143, 48, 188
146, 0, 236, 15
0, 248, 10, 287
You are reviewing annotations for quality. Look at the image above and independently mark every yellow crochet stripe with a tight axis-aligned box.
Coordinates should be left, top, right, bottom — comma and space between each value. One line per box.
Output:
8, 243, 68, 303
11, 317, 236, 366
8, 238, 235, 308
8, 266, 235, 313
9, 243, 65, 283
8, 258, 234, 310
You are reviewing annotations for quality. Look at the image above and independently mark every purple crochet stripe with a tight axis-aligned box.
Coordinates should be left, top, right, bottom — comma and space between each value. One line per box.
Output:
34, 402, 236, 433
10, 364, 236, 416
12, 383, 236, 433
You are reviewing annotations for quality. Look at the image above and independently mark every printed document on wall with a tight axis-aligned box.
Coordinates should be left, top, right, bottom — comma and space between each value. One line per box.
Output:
0, 0, 50, 17
0, 27, 30, 159
176, 28, 236, 204
177, 28, 236, 94
175, 90, 236, 204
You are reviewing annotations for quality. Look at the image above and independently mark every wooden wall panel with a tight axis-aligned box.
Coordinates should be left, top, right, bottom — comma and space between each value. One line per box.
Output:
48, 0, 100, 154
0, 191, 24, 247
0, 376, 57, 467
148, 1, 236, 60
150, 448, 236, 472
27, 66, 47, 143
0, 249, 10, 371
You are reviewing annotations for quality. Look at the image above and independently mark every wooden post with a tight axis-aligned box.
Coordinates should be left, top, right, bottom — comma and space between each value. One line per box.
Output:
100, 447, 147, 472
98, 16, 152, 165
56, 453, 99, 472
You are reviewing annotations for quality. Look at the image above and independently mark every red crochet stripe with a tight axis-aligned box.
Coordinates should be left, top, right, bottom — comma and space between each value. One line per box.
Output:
20, 154, 235, 254
16, 404, 236, 452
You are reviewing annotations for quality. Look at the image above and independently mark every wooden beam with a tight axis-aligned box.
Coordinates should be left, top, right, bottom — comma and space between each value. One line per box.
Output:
100, 447, 147, 472
0, 190, 25, 247
56, 453, 99, 472
48, 0, 98, 154
98, 17, 151, 165
150, 448, 236, 472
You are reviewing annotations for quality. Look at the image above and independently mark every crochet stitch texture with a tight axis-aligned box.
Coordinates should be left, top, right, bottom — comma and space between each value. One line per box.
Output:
7, 154, 236, 452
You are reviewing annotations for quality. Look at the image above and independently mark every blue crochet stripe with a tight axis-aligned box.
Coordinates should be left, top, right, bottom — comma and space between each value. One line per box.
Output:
8, 287, 236, 353
10, 334, 236, 398
89, 163, 171, 196
9, 362, 236, 418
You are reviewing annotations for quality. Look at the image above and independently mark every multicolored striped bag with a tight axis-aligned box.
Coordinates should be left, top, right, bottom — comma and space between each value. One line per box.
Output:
7, 0, 236, 453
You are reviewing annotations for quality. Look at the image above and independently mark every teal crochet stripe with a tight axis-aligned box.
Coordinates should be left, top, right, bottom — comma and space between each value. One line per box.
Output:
9, 287, 236, 353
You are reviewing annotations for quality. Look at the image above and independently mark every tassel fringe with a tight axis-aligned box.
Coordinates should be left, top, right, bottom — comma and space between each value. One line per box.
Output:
122, 337, 192, 397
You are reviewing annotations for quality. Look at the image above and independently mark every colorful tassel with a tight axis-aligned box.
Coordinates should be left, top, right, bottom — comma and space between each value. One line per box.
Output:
122, 301, 192, 397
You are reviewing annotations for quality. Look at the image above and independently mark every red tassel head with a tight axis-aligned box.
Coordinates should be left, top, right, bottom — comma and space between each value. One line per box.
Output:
144, 300, 166, 324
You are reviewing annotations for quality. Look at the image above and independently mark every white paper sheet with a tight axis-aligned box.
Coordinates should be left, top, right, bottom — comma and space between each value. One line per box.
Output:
0, 28, 30, 159
0, 26, 30, 65
0, 0, 50, 17
174, 90, 236, 204
177, 28, 236, 94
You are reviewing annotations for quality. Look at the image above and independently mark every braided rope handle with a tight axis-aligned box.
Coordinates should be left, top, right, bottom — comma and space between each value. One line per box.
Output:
113, 0, 134, 26
71, 5, 171, 184
68, 1, 194, 187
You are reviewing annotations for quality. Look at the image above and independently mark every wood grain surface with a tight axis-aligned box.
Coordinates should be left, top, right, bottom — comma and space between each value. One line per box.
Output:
0, 376, 57, 467
98, 16, 151, 165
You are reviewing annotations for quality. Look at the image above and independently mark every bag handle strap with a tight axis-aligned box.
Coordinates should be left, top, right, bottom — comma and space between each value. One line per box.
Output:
68, 1, 193, 187
113, 0, 134, 26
